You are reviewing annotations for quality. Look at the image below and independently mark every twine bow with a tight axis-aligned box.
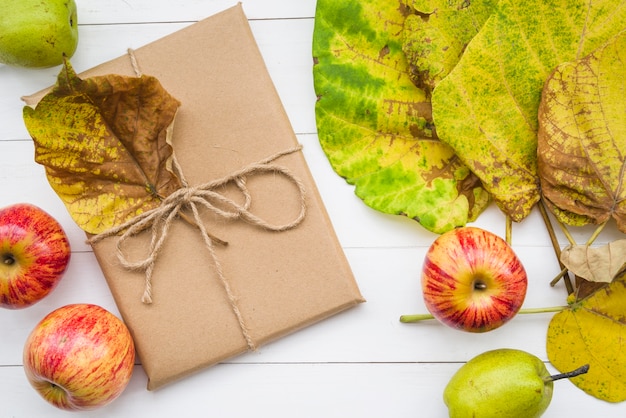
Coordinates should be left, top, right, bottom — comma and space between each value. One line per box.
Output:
88, 146, 306, 350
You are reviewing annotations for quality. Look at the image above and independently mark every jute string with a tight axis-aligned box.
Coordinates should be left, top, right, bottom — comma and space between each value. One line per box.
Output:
88, 49, 308, 351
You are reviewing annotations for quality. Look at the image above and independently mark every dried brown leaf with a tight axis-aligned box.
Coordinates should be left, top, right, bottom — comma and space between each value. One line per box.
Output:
23, 60, 182, 234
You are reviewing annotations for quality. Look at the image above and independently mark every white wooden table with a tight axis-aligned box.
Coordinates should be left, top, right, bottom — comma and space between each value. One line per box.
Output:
1, 1, 624, 416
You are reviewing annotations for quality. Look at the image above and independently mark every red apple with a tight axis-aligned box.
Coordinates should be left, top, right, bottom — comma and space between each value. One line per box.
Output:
421, 226, 527, 332
0, 203, 71, 309
23, 303, 135, 411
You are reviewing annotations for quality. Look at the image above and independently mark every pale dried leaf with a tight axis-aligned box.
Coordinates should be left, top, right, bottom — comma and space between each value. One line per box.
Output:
560, 241, 626, 283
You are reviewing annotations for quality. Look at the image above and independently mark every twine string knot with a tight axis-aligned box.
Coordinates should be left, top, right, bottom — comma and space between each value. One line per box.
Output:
89, 145, 307, 352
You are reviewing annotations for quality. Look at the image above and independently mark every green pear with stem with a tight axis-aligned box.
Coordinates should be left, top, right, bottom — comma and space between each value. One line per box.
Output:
444, 348, 589, 418
0, 0, 78, 68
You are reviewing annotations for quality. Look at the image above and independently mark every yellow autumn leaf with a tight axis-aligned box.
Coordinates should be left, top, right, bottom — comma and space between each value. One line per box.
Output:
538, 29, 626, 232
402, 0, 497, 92
23, 60, 182, 234
547, 272, 626, 402
433, 0, 626, 222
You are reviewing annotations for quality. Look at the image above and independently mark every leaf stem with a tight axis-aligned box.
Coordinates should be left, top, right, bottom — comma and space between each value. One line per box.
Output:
505, 215, 512, 246
555, 217, 577, 246
586, 221, 607, 246
515, 306, 567, 314
399, 306, 567, 323
399, 313, 436, 322
538, 199, 573, 293
550, 267, 569, 287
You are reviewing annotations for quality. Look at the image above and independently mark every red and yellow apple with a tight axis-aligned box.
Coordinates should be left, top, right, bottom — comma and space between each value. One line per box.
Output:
0, 203, 71, 309
421, 226, 527, 332
23, 303, 135, 411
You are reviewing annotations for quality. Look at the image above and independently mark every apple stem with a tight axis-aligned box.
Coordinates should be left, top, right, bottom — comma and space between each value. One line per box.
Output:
399, 306, 567, 323
545, 364, 590, 382
2, 254, 15, 265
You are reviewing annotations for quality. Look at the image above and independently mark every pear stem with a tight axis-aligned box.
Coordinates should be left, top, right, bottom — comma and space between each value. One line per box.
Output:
545, 364, 590, 382
399, 306, 567, 323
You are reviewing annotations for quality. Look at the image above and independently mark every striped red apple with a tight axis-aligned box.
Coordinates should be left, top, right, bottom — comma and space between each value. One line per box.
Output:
420, 226, 528, 332
0, 203, 71, 309
23, 304, 135, 410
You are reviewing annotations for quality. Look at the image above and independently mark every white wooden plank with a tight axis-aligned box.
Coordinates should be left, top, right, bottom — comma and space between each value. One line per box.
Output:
0, 362, 623, 418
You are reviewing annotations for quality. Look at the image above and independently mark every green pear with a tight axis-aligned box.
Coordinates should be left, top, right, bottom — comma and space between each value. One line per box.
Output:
444, 348, 589, 418
0, 0, 78, 68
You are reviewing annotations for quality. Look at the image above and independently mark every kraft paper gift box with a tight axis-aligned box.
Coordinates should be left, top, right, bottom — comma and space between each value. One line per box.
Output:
25, 3, 364, 390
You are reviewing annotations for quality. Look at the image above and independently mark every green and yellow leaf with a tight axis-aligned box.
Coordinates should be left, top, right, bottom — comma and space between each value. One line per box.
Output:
23, 61, 181, 234
313, 0, 490, 234
432, 0, 626, 222
402, 0, 498, 92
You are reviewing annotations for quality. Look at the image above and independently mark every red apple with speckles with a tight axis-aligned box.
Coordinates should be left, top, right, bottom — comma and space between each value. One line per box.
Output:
0, 203, 71, 309
421, 226, 528, 332
23, 303, 135, 411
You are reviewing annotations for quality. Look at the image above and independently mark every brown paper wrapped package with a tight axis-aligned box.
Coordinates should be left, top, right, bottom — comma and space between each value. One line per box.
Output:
25, 4, 364, 390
